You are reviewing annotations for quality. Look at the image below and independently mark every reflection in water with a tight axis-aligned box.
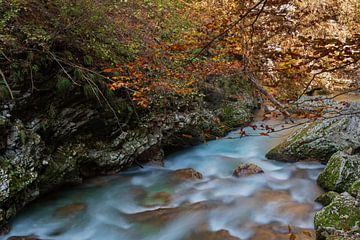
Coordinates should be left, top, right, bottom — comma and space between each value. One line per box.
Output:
4, 119, 324, 240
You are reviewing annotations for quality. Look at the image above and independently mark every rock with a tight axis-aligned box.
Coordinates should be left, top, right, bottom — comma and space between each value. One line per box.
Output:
128, 201, 219, 224
266, 103, 360, 163
251, 224, 315, 240
348, 179, 360, 199
185, 229, 240, 240
278, 202, 313, 222
53, 203, 86, 218
0, 73, 258, 227
232, 163, 264, 177
171, 168, 203, 181
317, 152, 360, 193
314, 192, 360, 240
140, 192, 172, 207
315, 191, 339, 206
7, 236, 40, 240
150, 192, 172, 205
254, 190, 292, 202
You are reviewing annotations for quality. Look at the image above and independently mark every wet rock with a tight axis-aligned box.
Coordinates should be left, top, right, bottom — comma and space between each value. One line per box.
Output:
348, 179, 360, 198
278, 202, 313, 221
150, 192, 172, 205
171, 168, 203, 181
140, 192, 172, 207
314, 192, 360, 240
7, 236, 40, 240
128, 201, 219, 224
251, 224, 315, 240
266, 103, 360, 163
232, 163, 264, 177
254, 190, 292, 203
185, 229, 240, 240
315, 191, 339, 206
317, 151, 360, 193
53, 203, 86, 218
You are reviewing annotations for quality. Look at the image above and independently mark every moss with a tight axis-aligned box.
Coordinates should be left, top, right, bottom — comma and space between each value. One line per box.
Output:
348, 179, 360, 198
18, 130, 27, 145
317, 152, 342, 191
8, 168, 37, 196
317, 152, 360, 193
314, 193, 360, 240
56, 77, 72, 95
315, 191, 339, 206
219, 102, 252, 129
265, 122, 316, 161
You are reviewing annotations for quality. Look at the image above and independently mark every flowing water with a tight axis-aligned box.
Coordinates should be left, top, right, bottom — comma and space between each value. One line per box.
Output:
3, 117, 324, 240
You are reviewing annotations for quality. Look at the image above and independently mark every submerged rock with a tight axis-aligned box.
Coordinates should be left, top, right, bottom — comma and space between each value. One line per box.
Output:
128, 201, 219, 224
232, 163, 264, 177
314, 192, 360, 240
171, 168, 203, 181
266, 103, 360, 163
251, 224, 315, 240
7, 236, 40, 240
317, 152, 360, 193
53, 203, 86, 218
185, 229, 240, 240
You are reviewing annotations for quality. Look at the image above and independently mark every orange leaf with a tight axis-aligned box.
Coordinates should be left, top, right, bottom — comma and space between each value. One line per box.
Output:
181, 134, 193, 139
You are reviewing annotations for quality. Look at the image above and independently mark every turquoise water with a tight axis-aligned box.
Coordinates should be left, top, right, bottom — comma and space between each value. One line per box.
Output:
3, 119, 324, 240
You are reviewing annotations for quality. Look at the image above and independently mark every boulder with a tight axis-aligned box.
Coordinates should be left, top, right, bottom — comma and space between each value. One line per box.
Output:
53, 203, 86, 218
266, 103, 360, 163
185, 229, 240, 240
317, 152, 360, 193
7, 236, 40, 240
315, 191, 339, 206
171, 168, 203, 181
314, 193, 360, 240
232, 163, 264, 177
348, 179, 360, 199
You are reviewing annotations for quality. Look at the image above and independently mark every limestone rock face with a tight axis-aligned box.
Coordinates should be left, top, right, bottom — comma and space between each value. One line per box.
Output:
0, 75, 258, 229
266, 103, 360, 163
314, 193, 360, 240
317, 152, 360, 193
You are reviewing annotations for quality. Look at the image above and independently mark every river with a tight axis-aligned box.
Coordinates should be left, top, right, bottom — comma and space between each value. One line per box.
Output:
3, 116, 324, 240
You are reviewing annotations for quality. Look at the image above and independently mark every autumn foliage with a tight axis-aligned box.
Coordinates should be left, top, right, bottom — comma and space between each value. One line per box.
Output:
100, 0, 359, 110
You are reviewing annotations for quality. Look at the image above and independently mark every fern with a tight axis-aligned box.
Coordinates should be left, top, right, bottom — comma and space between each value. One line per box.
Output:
56, 77, 72, 95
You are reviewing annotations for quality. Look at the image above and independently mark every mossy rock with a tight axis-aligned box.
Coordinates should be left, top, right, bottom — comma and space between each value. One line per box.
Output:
348, 179, 360, 199
219, 101, 253, 129
325, 236, 356, 240
314, 192, 360, 240
315, 191, 339, 206
266, 112, 360, 163
317, 151, 360, 193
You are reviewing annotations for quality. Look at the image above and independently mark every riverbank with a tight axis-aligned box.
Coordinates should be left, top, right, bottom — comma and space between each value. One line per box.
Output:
2, 114, 323, 240
0, 75, 259, 231
266, 97, 360, 240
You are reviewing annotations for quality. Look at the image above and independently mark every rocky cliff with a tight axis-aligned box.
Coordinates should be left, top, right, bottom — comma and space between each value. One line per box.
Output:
0, 76, 258, 231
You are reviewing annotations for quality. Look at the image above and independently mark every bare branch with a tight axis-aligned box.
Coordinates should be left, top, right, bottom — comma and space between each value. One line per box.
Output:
0, 69, 14, 100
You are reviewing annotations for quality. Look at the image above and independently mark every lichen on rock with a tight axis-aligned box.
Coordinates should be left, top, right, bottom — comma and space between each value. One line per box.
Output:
317, 151, 360, 193
314, 192, 360, 240
266, 102, 360, 163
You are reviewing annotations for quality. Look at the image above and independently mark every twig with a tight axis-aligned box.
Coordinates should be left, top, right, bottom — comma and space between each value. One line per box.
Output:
188, 0, 267, 63
48, 51, 81, 86
0, 69, 14, 99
